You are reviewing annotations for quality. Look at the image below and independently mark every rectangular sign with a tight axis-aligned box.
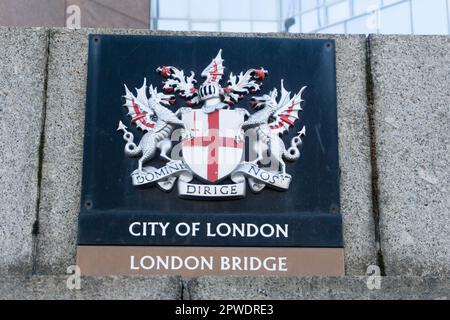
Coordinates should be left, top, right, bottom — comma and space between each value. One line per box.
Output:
77, 247, 344, 276
77, 35, 343, 275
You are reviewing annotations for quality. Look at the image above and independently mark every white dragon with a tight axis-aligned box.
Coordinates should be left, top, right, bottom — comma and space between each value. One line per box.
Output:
238, 80, 307, 176
117, 78, 189, 172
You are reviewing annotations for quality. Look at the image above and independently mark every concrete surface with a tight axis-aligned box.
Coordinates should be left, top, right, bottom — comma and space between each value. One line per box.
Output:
186, 276, 449, 300
35, 28, 166, 274
36, 29, 375, 276
290, 34, 376, 276
0, 27, 448, 299
0, 27, 48, 274
326, 34, 377, 275
0, 275, 447, 300
0, 275, 182, 299
35, 29, 92, 274
370, 35, 450, 276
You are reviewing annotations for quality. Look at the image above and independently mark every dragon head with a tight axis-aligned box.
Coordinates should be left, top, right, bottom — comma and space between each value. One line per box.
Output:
148, 85, 176, 109
249, 88, 278, 110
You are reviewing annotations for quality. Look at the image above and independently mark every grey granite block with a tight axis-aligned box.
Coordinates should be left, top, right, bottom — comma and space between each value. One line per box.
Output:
325, 34, 376, 275
36, 28, 171, 274
35, 29, 87, 274
0, 275, 447, 300
285, 34, 376, 275
37, 29, 375, 275
0, 275, 182, 299
187, 276, 449, 300
370, 35, 450, 276
0, 27, 48, 274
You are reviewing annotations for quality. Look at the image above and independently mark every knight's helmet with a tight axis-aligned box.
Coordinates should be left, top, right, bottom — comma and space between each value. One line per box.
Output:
198, 50, 224, 101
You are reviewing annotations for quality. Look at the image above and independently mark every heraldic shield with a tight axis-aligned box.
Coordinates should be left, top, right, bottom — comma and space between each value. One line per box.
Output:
182, 109, 244, 183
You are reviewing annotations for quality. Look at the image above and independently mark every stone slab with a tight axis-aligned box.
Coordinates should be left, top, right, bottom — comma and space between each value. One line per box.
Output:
370, 35, 450, 276
36, 28, 170, 274
37, 29, 375, 275
0, 27, 48, 274
0, 275, 447, 300
321, 34, 376, 275
187, 276, 449, 300
0, 275, 181, 299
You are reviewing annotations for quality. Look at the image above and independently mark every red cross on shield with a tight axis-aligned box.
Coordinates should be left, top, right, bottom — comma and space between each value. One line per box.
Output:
182, 110, 244, 183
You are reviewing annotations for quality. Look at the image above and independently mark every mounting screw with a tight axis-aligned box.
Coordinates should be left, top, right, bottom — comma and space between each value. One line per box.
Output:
330, 204, 339, 214
85, 200, 93, 209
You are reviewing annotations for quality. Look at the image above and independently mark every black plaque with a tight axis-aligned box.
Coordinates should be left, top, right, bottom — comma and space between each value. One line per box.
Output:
78, 35, 342, 258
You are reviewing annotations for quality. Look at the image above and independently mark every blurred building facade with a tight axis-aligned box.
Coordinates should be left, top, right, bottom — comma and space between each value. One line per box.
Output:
150, 0, 450, 35
0, 0, 149, 29
0, 0, 449, 35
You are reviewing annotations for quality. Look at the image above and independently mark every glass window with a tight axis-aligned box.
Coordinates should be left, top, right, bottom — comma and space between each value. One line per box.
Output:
221, 0, 251, 20
190, 0, 220, 20
253, 21, 279, 32
412, 0, 448, 35
448, 0, 450, 33
301, 10, 319, 32
353, 0, 381, 16
301, 0, 318, 11
379, 2, 411, 34
285, 15, 301, 33
347, 13, 376, 33
157, 19, 189, 31
317, 23, 346, 34
152, 0, 450, 35
191, 22, 219, 31
158, 0, 189, 19
382, 0, 404, 6
221, 21, 252, 32
327, 1, 350, 25
282, 0, 299, 20
317, 6, 327, 27
251, 0, 279, 20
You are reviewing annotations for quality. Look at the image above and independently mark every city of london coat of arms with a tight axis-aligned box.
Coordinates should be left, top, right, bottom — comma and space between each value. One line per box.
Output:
117, 50, 307, 199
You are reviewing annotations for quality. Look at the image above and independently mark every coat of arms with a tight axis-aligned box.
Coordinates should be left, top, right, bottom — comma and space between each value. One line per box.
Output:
117, 50, 307, 199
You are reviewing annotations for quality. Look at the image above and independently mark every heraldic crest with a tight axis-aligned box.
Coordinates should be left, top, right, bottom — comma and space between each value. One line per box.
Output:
117, 50, 307, 199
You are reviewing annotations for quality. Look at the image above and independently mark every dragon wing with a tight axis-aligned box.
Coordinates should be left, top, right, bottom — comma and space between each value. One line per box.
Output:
123, 78, 156, 131
201, 49, 224, 84
268, 80, 307, 136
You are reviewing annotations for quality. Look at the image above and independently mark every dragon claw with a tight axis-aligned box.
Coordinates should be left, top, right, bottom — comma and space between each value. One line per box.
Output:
183, 131, 193, 140
235, 133, 244, 142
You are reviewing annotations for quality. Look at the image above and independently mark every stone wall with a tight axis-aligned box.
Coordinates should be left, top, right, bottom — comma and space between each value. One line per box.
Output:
0, 27, 448, 299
